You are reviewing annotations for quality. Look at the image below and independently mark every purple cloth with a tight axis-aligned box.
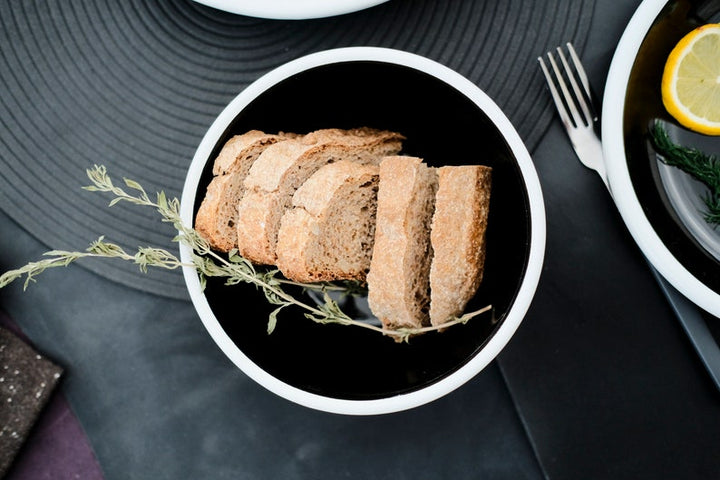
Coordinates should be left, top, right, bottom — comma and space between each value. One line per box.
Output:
0, 310, 103, 480
5, 392, 104, 480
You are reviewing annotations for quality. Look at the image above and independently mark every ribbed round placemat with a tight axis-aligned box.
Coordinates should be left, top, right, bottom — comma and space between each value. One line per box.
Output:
0, 0, 595, 300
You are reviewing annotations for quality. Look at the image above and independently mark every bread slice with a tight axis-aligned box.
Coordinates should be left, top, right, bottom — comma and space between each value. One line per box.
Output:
429, 165, 492, 325
367, 156, 438, 331
237, 128, 404, 265
276, 161, 379, 282
195, 130, 291, 252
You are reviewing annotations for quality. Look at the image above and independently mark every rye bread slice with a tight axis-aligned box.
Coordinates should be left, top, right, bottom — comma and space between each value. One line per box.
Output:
195, 130, 292, 252
276, 160, 379, 283
429, 165, 492, 325
237, 128, 404, 265
366, 155, 438, 331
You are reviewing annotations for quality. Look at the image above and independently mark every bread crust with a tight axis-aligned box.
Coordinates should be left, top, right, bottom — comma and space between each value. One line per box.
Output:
195, 130, 289, 251
212, 130, 289, 175
194, 174, 237, 252
367, 156, 438, 331
429, 165, 492, 325
237, 128, 403, 265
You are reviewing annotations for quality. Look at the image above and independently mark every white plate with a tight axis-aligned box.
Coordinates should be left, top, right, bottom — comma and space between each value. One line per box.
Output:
603, 0, 720, 316
193, 0, 389, 19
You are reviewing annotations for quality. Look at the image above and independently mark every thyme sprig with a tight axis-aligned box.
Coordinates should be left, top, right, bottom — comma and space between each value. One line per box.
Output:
650, 123, 720, 226
0, 165, 492, 342
0, 237, 181, 290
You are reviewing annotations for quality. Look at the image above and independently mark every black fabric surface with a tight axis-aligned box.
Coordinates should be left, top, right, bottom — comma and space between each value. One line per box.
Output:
0, 209, 543, 480
500, 123, 720, 480
497, 1, 720, 478
0, 0, 594, 299
4, 1, 719, 479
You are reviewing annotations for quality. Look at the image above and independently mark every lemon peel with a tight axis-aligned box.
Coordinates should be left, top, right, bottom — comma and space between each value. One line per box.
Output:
661, 24, 720, 136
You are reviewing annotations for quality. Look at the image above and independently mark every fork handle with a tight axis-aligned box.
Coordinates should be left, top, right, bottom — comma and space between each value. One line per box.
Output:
576, 134, 610, 191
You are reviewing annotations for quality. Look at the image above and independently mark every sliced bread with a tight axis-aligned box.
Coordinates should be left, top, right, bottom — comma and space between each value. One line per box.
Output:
366, 156, 438, 331
275, 160, 379, 283
195, 130, 291, 252
237, 128, 404, 265
429, 165, 492, 325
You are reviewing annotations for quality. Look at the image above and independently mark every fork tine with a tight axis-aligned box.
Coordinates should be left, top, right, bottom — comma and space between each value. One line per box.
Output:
538, 55, 573, 129
566, 43, 598, 122
566, 44, 593, 106
545, 50, 584, 129
556, 45, 593, 126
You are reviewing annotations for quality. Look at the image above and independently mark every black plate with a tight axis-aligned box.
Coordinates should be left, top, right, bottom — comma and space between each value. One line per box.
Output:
623, 0, 720, 292
193, 60, 533, 400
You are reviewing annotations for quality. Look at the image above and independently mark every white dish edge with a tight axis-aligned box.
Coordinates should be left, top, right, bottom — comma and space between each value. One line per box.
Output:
192, 0, 388, 19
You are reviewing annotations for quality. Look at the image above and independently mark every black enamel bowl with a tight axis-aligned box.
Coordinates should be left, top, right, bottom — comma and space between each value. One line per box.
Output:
180, 47, 545, 415
603, 0, 720, 315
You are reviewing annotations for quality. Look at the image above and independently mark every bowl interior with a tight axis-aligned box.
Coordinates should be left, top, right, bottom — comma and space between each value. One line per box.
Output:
621, 1, 720, 293
193, 60, 532, 400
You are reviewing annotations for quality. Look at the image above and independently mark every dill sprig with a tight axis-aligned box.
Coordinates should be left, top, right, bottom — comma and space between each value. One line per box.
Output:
650, 123, 720, 226
0, 165, 492, 342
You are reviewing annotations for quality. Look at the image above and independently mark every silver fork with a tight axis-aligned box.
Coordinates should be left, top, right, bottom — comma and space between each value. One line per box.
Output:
539, 42, 720, 391
538, 43, 609, 191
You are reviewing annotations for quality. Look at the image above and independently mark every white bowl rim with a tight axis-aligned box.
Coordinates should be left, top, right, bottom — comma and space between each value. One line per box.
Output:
602, 0, 720, 316
192, 0, 388, 20
179, 46, 546, 415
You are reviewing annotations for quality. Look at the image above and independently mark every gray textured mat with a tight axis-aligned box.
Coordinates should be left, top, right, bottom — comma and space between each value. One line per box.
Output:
0, 0, 593, 299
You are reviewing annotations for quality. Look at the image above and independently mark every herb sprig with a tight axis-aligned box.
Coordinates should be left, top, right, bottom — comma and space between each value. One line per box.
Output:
650, 123, 720, 225
0, 165, 492, 342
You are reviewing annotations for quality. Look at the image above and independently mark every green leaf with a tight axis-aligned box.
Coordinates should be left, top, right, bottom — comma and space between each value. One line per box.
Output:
124, 178, 144, 192
228, 251, 246, 265
267, 305, 286, 334
156, 191, 168, 211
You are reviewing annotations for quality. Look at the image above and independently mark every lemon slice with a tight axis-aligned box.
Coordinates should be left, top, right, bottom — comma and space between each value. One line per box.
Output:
661, 23, 720, 136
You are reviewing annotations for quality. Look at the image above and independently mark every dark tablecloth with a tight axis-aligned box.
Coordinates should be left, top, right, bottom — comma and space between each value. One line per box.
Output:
1, 0, 720, 479
497, 1, 720, 478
